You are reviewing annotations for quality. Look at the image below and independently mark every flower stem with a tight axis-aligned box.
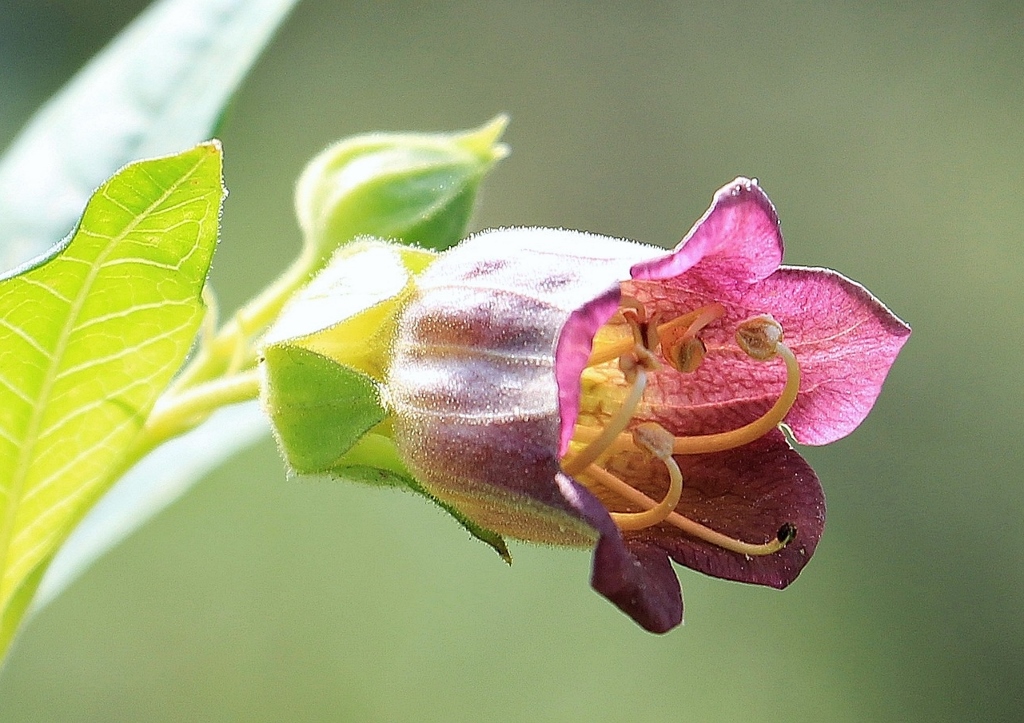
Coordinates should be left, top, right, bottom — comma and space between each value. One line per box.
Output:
105, 369, 262, 488
170, 246, 318, 392
145, 370, 262, 445
103, 244, 314, 494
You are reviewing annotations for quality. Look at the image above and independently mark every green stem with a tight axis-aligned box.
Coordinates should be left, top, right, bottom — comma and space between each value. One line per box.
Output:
114, 369, 262, 482
170, 246, 318, 392
110, 241, 319, 481
104, 242, 318, 498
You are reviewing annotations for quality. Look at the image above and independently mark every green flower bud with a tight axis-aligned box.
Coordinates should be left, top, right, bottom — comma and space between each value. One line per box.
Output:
295, 115, 509, 264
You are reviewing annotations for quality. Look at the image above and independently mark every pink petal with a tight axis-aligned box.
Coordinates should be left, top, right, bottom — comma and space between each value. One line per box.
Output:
632, 177, 783, 286
556, 179, 783, 452
758, 267, 911, 443
628, 430, 825, 589
629, 266, 910, 444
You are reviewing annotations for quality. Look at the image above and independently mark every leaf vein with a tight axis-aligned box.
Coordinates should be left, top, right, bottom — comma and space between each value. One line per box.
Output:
74, 300, 192, 331
0, 371, 34, 406
0, 320, 54, 360
20, 418, 137, 510
20, 279, 72, 305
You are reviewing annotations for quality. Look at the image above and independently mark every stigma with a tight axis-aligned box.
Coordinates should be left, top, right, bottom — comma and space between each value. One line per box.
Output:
560, 298, 802, 556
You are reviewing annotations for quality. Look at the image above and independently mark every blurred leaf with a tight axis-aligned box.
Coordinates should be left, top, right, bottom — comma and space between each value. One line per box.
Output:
0, 142, 223, 654
0, 0, 300, 271
33, 402, 268, 613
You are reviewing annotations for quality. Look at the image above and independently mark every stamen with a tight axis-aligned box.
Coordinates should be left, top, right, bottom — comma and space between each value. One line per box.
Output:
567, 312, 800, 555
562, 363, 647, 476
655, 302, 726, 340
609, 424, 682, 530
616, 295, 648, 322
579, 463, 796, 555
570, 334, 801, 457
658, 303, 725, 374
667, 337, 706, 373
587, 302, 726, 368
735, 314, 783, 360
670, 341, 799, 455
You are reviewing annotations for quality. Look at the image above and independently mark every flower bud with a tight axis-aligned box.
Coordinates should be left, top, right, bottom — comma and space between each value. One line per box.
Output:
294, 116, 509, 264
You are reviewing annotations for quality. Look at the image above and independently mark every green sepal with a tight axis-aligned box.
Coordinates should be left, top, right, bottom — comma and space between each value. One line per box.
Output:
261, 345, 385, 473
260, 240, 510, 562
263, 239, 435, 381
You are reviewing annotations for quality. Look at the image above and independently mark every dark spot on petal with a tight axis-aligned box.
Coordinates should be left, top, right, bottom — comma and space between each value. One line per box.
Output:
777, 522, 798, 545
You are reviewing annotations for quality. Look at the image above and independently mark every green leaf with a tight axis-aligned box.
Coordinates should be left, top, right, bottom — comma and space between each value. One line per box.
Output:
0, 0, 300, 271
34, 402, 268, 614
0, 142, 224, 653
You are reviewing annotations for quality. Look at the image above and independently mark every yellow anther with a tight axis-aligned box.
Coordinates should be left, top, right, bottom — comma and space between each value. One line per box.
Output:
566, 301, 799, 555
670, 341, 799, 455
667, 336, 706, 373
562, 365, 647, 476
571, 339, 801, 457
617, 295, 648, 322
631, 422, 675, 460
607, 423, 681, 530
587, 302, 725, 368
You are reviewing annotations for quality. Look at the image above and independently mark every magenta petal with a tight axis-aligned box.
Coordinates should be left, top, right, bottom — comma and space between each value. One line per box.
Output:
760, 267, 912, 444
632, 177, 783, 286
630, 265, 910, 443
631, 430, 824, 589
387, 179, 909, 632
555, 474, 683, 633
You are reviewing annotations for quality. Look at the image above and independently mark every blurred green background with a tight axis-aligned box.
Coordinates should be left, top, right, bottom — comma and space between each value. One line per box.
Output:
1, 1, 1022, 720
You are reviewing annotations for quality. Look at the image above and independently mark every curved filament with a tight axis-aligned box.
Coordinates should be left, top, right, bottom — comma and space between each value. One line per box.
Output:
580, 463, 795, 555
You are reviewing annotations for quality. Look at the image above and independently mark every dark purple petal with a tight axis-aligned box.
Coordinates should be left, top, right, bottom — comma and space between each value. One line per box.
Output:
629, 430, 825, 589
555, 474, 683, 633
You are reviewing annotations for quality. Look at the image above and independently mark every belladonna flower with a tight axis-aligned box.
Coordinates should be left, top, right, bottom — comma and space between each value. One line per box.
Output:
386, 178, 910, 633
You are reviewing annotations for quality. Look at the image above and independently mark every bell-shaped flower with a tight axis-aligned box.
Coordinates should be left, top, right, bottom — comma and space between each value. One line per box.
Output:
386, 178, 910, 633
